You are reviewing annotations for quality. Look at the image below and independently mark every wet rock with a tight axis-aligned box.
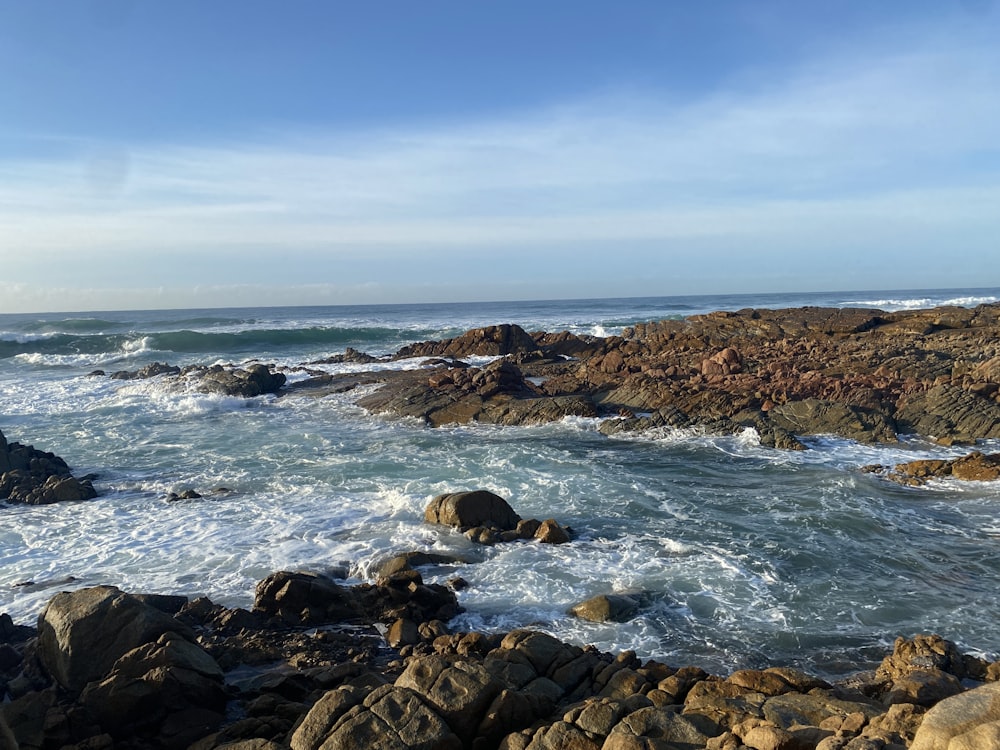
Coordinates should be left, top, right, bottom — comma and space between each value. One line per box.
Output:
534, 518, 571, 544
896, 384, 1000, 443
0, 429, 98, 505
425, 490, 522, 531
765, 399, 898, 444
187, 363, 286, 397
888, 450, 1000, 485
110, 361, 181, 380
377, 550, 465, 580
253, 571, 362, 626
569, 594, 640, 623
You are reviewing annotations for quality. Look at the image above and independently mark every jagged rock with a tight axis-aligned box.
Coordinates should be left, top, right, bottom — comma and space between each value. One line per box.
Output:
395, 324, 540, 359
888, 450, 1000, 485
79, 631, 226, 742
252, 571, 362, 626
110, 361, 181, 380
896, 384, 1000, 443
765, 399, 897, 444
190, 363, 286, 397
36, 586, 195, 693
0, 429, 97, 505
425, 490, 521, 531
875, 634, 968, 687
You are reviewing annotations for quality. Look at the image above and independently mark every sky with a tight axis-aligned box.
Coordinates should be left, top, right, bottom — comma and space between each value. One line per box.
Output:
1, 1, 999, 313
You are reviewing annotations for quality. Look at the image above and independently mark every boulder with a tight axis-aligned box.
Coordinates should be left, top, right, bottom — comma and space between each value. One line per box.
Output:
189, 363, 286, 397
424, 490, 521, 531
36, 586, 194, 693
534, 519, 571, 544
395, 655, 505, 743
569, 594, 640, 623
910, 681, 1000, 750
875, 634, 967, 686
606, 706, 710, 749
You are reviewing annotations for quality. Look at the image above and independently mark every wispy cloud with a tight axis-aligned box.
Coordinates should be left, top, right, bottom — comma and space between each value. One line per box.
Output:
1, 19, 998, 310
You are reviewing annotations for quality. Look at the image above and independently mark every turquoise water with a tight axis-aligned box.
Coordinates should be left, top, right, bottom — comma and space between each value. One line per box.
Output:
2, 288, 1000, 677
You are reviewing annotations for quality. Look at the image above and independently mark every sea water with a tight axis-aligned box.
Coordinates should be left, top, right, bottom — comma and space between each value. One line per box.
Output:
2, 288, 1000, 677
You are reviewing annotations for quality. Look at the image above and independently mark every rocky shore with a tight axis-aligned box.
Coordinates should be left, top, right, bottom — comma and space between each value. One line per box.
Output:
2, 571, 999, 750
77, 301, 1000, 451
6, 301, 1000, 747
3, 488, 1000, 749
342, 303, 1000, 449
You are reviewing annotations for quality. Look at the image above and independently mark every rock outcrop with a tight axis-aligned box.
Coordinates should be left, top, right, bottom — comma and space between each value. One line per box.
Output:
293, 301, 1000, 448
865, 450, 1000, 486
5, 583, 1000, 750
0, 429, 97, 505
108, 362, 287, 398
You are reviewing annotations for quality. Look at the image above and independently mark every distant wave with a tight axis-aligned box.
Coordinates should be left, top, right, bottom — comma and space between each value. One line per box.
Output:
0, 326, 430, 360
843, 294, 998, 311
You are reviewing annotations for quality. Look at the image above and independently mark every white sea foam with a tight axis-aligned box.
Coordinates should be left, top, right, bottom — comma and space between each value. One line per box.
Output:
843, 294, 997, 311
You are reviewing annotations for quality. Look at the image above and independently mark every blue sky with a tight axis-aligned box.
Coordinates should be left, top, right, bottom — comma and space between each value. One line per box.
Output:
1, 1, 999, 312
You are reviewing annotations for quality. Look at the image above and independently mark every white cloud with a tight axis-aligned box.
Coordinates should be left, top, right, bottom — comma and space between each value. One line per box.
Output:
1, 20, 998, 310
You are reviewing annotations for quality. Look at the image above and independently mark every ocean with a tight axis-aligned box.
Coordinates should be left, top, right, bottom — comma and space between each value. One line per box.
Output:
2, 288, 1000, 678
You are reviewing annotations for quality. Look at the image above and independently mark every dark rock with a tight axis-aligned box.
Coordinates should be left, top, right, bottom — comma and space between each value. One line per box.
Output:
78, 631, 226, 742
897, 384, 1000, 443
765, 399, 898, 444
252, 571, 362, 626
0, 429, 97, 505
424, 490, 522, 531
395, 323, 540, 359
36, 586, 195, 693
191, 363, 287, 398
110, 361, 181, 380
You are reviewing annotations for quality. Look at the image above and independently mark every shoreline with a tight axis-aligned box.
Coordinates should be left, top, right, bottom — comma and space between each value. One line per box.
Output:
2, 571, 997, 750
6, 299, 1000, 747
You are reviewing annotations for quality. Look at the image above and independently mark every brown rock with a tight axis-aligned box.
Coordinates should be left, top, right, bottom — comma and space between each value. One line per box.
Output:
910, 682, 1000, 750
534, 519, 570, 544
424, 490, 521, 531
253, 571, 362, 626
569, 594, 640, 623
37, 586, 194, 693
